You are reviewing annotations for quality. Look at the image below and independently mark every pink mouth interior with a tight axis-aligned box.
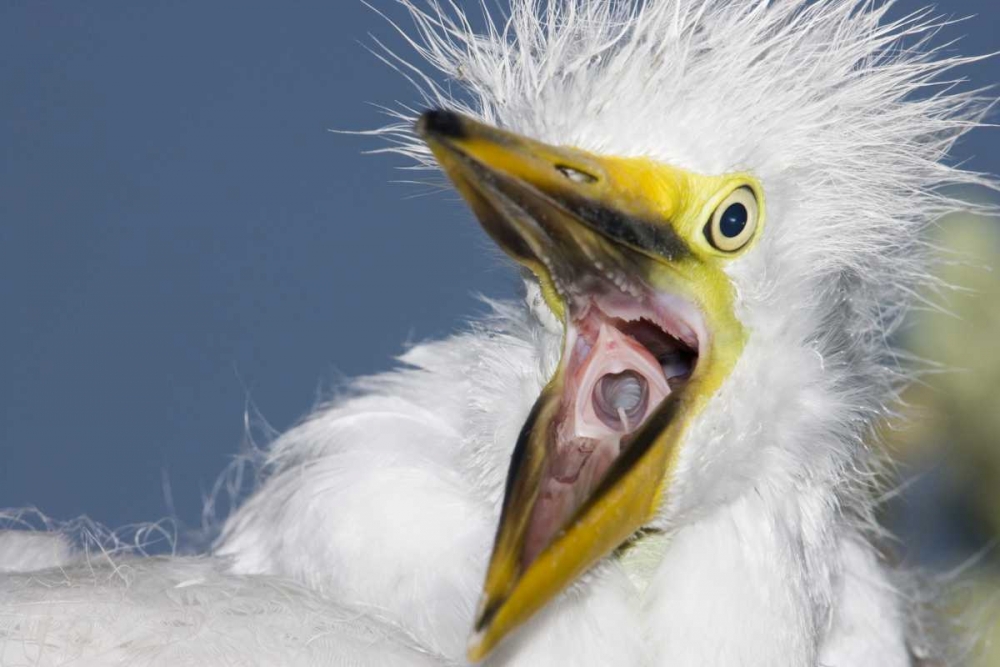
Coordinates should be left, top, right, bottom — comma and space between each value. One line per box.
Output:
522, 293, 701, 567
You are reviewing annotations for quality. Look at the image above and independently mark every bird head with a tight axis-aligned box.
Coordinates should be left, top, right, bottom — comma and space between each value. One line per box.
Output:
388, 0, 989, 661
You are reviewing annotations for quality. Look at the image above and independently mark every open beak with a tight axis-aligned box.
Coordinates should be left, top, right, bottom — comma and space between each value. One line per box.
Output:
417, 110, 746, 661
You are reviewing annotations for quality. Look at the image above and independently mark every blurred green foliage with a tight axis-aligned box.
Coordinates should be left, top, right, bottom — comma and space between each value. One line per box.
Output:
893, 211, 1000, 666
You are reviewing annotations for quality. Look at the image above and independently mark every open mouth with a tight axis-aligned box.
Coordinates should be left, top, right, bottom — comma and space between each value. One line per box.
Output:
436, 125, 708, 569
522, 287, 702, 567
444, 138, 707, 570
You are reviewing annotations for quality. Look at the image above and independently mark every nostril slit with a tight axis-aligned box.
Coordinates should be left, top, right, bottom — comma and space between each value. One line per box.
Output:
556, 165, 598, 184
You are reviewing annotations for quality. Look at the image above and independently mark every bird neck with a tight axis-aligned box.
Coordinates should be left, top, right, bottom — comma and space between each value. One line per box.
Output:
639, 482, 847, 664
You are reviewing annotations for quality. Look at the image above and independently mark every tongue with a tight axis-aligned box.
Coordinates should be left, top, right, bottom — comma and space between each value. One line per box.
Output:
522, 321, 672, 567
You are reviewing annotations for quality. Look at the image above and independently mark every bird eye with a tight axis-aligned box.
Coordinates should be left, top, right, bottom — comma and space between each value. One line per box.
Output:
705, 186, 759, 253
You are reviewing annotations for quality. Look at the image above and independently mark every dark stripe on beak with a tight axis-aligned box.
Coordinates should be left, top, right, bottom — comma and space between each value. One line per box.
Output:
560, 195, 691, 261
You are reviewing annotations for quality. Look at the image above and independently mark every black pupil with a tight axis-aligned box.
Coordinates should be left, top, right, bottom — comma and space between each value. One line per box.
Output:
720, 203, 748, 238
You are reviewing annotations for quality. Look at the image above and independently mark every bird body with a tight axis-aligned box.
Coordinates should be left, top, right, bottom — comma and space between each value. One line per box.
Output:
1, 1, 992, 665
0, 300, 912, 665
211, 291, 915, 666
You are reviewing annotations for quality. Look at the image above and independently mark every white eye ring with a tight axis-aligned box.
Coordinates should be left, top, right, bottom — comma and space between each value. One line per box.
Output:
706, 187, 759, 253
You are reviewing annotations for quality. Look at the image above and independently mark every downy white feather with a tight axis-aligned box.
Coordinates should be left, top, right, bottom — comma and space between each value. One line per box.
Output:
2, 1, 994, 665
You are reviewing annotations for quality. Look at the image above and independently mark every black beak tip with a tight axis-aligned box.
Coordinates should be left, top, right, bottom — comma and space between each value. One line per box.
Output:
417, 109, 465, 140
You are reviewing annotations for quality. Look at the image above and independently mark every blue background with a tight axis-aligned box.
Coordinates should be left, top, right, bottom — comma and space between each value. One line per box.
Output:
1, 1, 998, 543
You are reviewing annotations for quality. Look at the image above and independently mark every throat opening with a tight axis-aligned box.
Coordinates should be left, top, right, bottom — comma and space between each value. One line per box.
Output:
521, 294, 701, 568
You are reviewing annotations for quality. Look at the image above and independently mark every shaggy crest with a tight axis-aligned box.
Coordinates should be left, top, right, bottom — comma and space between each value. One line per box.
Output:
369, 0, 996, 507
374, 0, 993, 334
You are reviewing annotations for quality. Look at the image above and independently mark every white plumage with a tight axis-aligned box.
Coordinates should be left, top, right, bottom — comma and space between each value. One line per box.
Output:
1, 1, 993, 665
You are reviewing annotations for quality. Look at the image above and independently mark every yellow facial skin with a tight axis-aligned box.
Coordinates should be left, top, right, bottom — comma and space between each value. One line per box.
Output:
416, 110, 765, 661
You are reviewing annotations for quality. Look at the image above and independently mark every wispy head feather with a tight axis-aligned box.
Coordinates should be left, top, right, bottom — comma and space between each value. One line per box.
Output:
369, 0, 996, 446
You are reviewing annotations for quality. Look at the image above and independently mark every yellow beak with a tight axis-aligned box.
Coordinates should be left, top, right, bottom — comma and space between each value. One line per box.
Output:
417, 109, 748, 662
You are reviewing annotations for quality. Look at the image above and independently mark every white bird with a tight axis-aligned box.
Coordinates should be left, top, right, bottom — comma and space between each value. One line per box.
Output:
1, 1, 994, 665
